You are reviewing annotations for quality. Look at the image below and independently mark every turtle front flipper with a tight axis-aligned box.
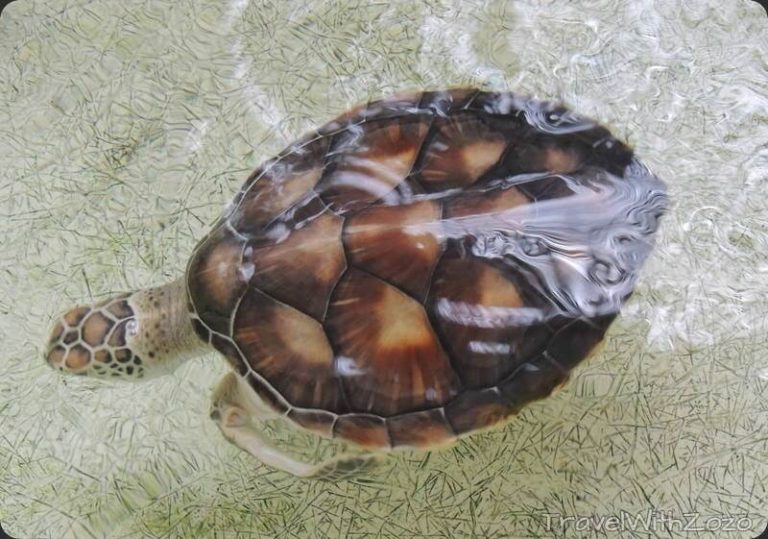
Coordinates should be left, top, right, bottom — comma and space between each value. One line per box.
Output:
45, 278, 207, 380
210, 372, 381, 480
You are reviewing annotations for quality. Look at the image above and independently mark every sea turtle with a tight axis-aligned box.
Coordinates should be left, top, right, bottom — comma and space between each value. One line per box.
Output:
45, 89, 667, 479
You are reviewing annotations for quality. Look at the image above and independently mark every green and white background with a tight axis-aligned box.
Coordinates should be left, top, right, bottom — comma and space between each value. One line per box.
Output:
1, 0, 767, 537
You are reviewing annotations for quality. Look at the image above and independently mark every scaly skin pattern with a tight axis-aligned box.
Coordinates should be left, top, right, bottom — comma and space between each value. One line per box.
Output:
46, 293, 145, 379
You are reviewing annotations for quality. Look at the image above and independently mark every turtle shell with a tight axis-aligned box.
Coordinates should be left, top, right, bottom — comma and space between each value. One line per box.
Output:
187, 89, 667, 449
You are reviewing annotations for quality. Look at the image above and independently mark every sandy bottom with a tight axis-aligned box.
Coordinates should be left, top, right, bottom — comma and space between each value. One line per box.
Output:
1, 1, 766, 537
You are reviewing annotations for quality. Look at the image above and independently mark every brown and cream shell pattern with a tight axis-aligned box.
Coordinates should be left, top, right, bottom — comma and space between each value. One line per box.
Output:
186, 89, 667, 449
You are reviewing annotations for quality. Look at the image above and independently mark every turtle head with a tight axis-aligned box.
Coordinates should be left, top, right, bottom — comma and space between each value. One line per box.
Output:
45, 279, 207, 380
45, 296, 149, 379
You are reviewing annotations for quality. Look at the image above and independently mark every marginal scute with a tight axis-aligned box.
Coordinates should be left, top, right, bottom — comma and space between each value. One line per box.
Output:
546, 316, 614, 370
326, 269, 460, 416
211, 333, 248, 376
387, 409, 455, 448
344, 199, 443, 300
234, 287, 346, 413
317, 117, 430, 213
463, 91, 520, 114
374, 90, 425, 109
249, 209, 345, 320
333, 414, 390, 448
287, 409, 336, 438
498, 355, 569, 410
330, 91, 424, 127
445, 389, 513, 434
246, 371, 290, 416
419, 88, 480, 116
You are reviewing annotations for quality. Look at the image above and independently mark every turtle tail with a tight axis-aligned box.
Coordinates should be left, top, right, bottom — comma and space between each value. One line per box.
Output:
44, 278, 207, 380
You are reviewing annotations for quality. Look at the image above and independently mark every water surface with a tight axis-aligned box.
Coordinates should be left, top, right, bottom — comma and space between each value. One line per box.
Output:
1, 0, 766, 537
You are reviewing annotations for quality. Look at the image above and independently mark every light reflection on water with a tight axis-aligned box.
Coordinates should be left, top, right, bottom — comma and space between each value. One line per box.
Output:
1, 0, 766, 537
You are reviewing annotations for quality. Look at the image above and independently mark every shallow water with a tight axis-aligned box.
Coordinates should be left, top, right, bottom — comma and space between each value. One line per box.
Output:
1, 1, 767, 538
